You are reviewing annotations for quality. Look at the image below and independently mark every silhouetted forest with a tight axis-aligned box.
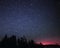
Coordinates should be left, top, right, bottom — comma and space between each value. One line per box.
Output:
0, 35, 60, 48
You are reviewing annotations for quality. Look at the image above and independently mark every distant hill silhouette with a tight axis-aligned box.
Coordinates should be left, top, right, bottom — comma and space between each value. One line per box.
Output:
0, 34, 60, 48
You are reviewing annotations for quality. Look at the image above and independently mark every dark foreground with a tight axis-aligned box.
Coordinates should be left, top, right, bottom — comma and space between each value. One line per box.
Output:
0, 35, 60, 48
0, 44, 60, 48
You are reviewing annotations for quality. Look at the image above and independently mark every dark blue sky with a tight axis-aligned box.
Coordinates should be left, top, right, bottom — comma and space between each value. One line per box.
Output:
0, 0, 60, 44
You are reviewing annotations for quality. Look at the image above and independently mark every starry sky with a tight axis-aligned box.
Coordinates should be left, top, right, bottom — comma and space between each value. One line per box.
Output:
0, 0, 60, 45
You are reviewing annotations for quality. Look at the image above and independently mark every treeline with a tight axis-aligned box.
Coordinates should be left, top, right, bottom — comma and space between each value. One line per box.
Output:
0, 35, 60, 48
0, 35, 43, 48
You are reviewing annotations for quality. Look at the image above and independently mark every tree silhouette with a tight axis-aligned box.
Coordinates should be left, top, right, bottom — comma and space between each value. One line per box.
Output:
40, 42, 43, 45
0, 34, 60, 48
9, 35, 17, 48
1, 34, 8, 47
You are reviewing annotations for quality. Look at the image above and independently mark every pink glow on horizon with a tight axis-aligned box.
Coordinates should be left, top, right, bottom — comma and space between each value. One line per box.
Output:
41, 41, 55, 45
35, 39, 60, 45
35, 41, 58, 45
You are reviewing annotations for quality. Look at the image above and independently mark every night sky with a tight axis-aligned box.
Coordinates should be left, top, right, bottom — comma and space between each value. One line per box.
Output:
0, 0, 60, 45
